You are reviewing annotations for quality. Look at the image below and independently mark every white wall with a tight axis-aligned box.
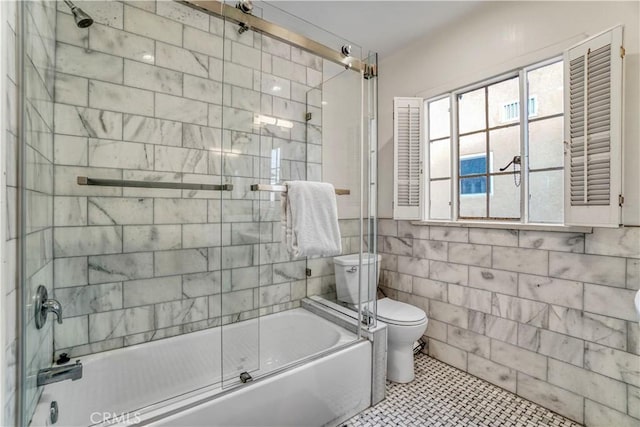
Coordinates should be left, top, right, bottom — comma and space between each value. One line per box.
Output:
377, 1, 640, 224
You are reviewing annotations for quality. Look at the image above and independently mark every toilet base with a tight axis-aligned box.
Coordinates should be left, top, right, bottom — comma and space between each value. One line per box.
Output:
387, 343, 416, 383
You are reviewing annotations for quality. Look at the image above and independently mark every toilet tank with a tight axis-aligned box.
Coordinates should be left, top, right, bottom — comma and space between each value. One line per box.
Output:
333, 253, 381, 304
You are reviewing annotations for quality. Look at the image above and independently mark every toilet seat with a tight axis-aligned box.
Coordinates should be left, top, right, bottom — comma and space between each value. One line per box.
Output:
376, 298, 427, 326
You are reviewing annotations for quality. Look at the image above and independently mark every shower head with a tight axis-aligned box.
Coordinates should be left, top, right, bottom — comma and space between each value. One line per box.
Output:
63, 0, 94, 28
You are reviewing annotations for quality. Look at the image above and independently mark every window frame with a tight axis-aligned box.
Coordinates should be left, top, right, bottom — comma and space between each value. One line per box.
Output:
423, 56, 565, 225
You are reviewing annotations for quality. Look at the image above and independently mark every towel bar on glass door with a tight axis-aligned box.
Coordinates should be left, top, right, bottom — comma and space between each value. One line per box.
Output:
77, 176, 234, 191
250, 183, 350, 195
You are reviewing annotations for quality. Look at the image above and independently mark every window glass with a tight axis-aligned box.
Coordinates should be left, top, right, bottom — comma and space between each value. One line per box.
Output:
488, 77, 519, 127
430, 138, 451, 179
429, 98, 450, 140
528, 61, 563, 117
529, 170, 564, 222
458, 88, 485, 134
529, 116, 564, 170
430, 180, 451, 219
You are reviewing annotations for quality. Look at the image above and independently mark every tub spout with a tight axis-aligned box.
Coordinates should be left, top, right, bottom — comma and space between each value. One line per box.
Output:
37, 360, 83, 386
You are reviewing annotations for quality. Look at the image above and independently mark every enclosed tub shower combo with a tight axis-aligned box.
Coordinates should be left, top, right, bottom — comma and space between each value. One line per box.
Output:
14, 0, 381, 425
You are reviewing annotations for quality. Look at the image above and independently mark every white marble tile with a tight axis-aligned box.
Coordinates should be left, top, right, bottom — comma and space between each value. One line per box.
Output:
88, 138, 153, 170
183, 271, 221, 298
549, 306, 627, 350
54, 72, 88, 106
88, 252, 153, 284
55, 282, 122, 317
549, 358, 627, 412
586, 227, 640, 258
429, 300, 468, 329
628, 385, 640, 419
430, 226, 469, 243
184, 26, 222, 58
397, 256, 430, 278
123, 276, 182, 307
123, 115, 182, 146
55, 42, 123, 83
184, 74, 222, 105
520, 325, 584, 367
448, 284, 492, 314
449, 243, 491, 267
396, 221, 429, 240
155, 93, 208, 125
56, 12, 89, 48
585, 400, 639, 427
54, 135, 87, 166
412, 277, 447, 301
261, 36, 290, 60
429, 260, 468, 285
154, 198, 207, 224
155, 249, 208, 276
54, 196, 86, 226
468, 228, 518, 247
519, 230, 584, 253
549, 251, 626, 288
220, 246, 253, 270
380, 270, 412, 294
156, 1, 209, 31
482, 314, 517, 345
291, 47, 322, 71
428, 339, 467, 371
183, 124, 221, 151
492, 294, 548, 328
228, 85, 261, 113
307, 68, 322, 88
222, 289, 254, 315
154, 145, 207, 174
231, 41, 261, 70
468, 266, 517, 295
262, 73, 291, 100
447, 325, 490, 358
491, 340, 547, 380
54, 104, 122, 139
381, 236, 412, 256
517, 373, 584, 423
123, 4, 182, 46
89, 306, 154, 342
628, 259, 640, 290
155, 297, 209, 328
183, 224, 224, 248
54, 257, 88, 288
124, 60, 183, 96
468, 353, 517, 392
54, 315, 88, 349
518, 273, 583, 309
222, 62, 254, 90
88, 197, 152, 225
412, 239, 448, 261
60, 1, 123, 29
89, 23, 154, 63
123, 225, 181, 252
157, 42, 208, 77
272, 260, 306, 284
54, 226, 122, 257
584, 283, 638, 321
272, 56, 306, 84
209, 57, 223, 83
493, 246, 548, 275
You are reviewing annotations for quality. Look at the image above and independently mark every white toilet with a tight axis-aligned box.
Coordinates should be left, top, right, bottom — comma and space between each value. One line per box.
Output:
333, 253, 428, 383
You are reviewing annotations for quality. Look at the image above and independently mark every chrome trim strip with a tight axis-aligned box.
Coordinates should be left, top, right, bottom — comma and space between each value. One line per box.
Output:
77, 176, 233, 191
180, 0, 364, 73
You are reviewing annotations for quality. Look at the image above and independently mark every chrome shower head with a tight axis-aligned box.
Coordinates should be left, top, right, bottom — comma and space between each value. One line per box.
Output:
63, 0, 94, 28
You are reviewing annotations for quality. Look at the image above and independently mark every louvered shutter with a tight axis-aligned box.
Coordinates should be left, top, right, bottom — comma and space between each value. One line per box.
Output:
564, 26, 624, 227
393, 97, 423, 219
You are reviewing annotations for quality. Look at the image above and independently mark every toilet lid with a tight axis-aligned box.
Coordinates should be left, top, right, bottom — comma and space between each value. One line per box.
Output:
376, 298, 427, 326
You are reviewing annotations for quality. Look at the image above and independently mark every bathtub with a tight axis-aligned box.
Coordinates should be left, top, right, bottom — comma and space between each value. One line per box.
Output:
31, 308, 372, 427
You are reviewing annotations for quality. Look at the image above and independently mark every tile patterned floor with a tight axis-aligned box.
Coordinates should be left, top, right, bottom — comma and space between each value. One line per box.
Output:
345, 354, 582, 427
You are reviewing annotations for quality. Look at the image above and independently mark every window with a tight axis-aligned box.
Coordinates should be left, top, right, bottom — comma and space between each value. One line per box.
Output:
394, 27, 624, 227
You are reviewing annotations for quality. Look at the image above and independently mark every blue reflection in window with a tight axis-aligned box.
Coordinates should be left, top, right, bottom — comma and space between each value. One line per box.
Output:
460, 155, 487, 195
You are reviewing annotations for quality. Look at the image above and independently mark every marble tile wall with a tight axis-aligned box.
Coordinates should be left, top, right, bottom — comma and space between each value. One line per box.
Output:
2, 1, 18, 424
51, 1, 349, 359
11, 0, 58, 423
378, 221, 640, 426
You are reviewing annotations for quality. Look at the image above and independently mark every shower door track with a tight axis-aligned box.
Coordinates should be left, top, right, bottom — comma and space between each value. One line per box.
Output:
179, 0, 365, 73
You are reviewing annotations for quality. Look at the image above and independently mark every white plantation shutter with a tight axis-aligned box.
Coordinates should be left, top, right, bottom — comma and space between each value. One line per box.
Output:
564, 27, 624, 227
393, 97, 423, 219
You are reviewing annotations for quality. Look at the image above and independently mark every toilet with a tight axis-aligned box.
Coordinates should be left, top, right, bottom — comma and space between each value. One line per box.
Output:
333, 253, 428, 383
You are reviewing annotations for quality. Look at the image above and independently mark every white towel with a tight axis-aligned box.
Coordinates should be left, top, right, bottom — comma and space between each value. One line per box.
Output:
281, 181, 342, 258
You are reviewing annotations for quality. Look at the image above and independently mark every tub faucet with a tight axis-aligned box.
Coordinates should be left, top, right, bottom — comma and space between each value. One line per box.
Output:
37, 360, 83, 386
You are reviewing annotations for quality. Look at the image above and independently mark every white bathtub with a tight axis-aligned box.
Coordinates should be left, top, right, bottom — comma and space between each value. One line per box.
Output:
31, 308, 372, 427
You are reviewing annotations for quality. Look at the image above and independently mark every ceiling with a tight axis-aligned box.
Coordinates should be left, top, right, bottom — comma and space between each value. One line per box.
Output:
264, 1, 485, 57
